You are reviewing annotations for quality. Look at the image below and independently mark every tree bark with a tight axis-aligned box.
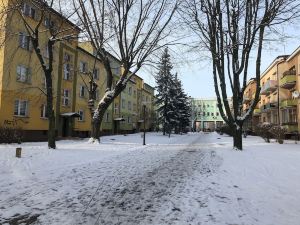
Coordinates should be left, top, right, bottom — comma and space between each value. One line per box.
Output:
46, 75, 56, 149
233, 127, 243, 150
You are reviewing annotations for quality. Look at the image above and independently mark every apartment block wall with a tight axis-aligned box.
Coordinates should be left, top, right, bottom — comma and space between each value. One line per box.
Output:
0, 1, 156, 140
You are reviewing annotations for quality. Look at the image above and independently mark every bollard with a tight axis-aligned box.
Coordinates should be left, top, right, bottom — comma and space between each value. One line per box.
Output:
16, 147, 22, 158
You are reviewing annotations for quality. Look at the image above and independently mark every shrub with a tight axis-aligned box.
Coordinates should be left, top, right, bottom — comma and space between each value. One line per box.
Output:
219, 124, 233, 136
255, 123, 273, 143
269, 125, 287, 144
0, 126, 23, 144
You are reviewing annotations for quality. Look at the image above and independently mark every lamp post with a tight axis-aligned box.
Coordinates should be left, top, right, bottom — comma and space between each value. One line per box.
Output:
143, 104, 146, 145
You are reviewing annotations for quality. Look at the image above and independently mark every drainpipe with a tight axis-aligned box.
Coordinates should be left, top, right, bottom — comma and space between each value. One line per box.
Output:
277, 59, 285, 126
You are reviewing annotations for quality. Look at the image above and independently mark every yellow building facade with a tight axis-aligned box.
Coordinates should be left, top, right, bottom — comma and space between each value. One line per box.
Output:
244, 51, 300, 136
0, 1, 155, 141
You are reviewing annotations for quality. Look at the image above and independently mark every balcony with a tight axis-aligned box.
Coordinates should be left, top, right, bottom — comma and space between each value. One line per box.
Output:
253, 108, 261, 115
261, 102, 278, 112
243, 95, 251, 103
280, 73, 296, 89
282, 124, 298, 133
261, 80, 278, 95
280, 99, 298, 108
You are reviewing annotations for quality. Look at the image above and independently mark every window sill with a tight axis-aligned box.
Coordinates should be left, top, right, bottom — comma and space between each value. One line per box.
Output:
13, 115, 30, 118
16, 80, 31, 85
40, 117, 48, 120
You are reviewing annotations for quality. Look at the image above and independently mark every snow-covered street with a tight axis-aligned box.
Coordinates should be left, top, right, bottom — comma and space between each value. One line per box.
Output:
1, 132, 300, 225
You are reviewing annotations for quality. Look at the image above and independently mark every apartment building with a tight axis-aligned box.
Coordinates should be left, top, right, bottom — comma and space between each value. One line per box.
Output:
191, 98, 225, 131
243, 49, 300, 136
0, 1, 155, 140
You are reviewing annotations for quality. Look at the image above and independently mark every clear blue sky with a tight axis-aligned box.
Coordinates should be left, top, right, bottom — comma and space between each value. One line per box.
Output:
139, 24, 300, 99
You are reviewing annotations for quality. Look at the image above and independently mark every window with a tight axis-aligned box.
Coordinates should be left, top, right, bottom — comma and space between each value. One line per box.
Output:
63, 63, 72, 80
78, 110, 84, 121
64, 53, 72, 62
14, 100, 28, 116
282, 108, 297, 124
40, 104, 48, 118
19, 32, 31, 50
128, 87, 132, 95
128, 101, 132, 110
17, 65, 31, 83
133, 103, 137, 112
114, 103, 119, 114
128, 116, 131, 123
93, 68, 99, 80
122, 99, 126, 109
105, 112, 109, 122
62, 89, 70, 106
95, 90, 99, 100
79, 85, 85, 98
203, 112, 206, 116
211, 113, 214, 116
22, 3, 36, 19
133, 90, 136, 97
44, 18, 55, 28
216, 112, 219, 116
80, 61, 88, 73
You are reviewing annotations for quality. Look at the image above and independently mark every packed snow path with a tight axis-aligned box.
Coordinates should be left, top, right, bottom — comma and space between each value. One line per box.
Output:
1, 132, 300, 225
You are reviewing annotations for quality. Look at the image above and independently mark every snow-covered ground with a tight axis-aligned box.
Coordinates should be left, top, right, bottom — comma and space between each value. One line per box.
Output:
0, 132, 300, 225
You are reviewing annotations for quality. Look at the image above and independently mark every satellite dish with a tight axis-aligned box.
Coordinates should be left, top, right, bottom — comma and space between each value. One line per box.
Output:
292, 91, 300, 99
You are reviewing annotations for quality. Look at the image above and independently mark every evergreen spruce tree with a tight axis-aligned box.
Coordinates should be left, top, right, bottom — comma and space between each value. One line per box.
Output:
173, 73, 191, 134
155, 48, 175, 136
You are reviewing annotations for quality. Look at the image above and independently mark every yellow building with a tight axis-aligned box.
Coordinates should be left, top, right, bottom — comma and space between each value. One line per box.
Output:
244, 51, 300, 136
0, 1, 156, 141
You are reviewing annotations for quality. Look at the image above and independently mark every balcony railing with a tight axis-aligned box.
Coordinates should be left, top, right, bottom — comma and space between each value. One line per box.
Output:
260, 102, 278, 112
282, 124, 298, 133
261, 80, 277, 95
280, 99, 298, 108
283, 70, 296, 76
280, 74, 296, 89
253, 108, 261, 115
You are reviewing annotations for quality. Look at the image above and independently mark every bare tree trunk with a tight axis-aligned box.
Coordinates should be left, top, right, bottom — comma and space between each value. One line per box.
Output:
233, 126, 243, 150
90, 83, 125, 142
46, 74, 56, 149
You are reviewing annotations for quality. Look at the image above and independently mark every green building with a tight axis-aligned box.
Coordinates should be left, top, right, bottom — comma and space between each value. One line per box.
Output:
191, 98, 225, 131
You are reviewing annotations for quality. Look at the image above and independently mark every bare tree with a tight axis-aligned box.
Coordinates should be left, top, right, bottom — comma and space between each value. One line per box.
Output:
182, 0, 300, 150
1, 0, 80, 148
75, 0, 178, 142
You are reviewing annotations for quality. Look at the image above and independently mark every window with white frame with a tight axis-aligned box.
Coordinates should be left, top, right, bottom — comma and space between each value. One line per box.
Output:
40, 104, 48, 118
93, 68, 99, 80
19, 32, 31, 50
79, 85, 85, 98
63, 63, 72, 80
78, 110, 84, 121
128, 101, 132, 111
114, 103, 119, 114
122, 99, 126, 109
22, 3, 36, 19
62, 89, 70, 106
79, 61, 88, 73
14, 100, 29, 116
17, 65, 31, 83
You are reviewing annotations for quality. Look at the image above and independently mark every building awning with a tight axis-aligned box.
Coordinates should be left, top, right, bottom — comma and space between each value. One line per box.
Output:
114, 118, 125, 121
138, 120, 144, 123
60, 112, 81, 118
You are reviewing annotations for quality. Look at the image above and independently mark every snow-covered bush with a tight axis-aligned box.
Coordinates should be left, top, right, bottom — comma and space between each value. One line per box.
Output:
0, 126, 23, 144
269, 125, 287, 144
255, 123, 273, 143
